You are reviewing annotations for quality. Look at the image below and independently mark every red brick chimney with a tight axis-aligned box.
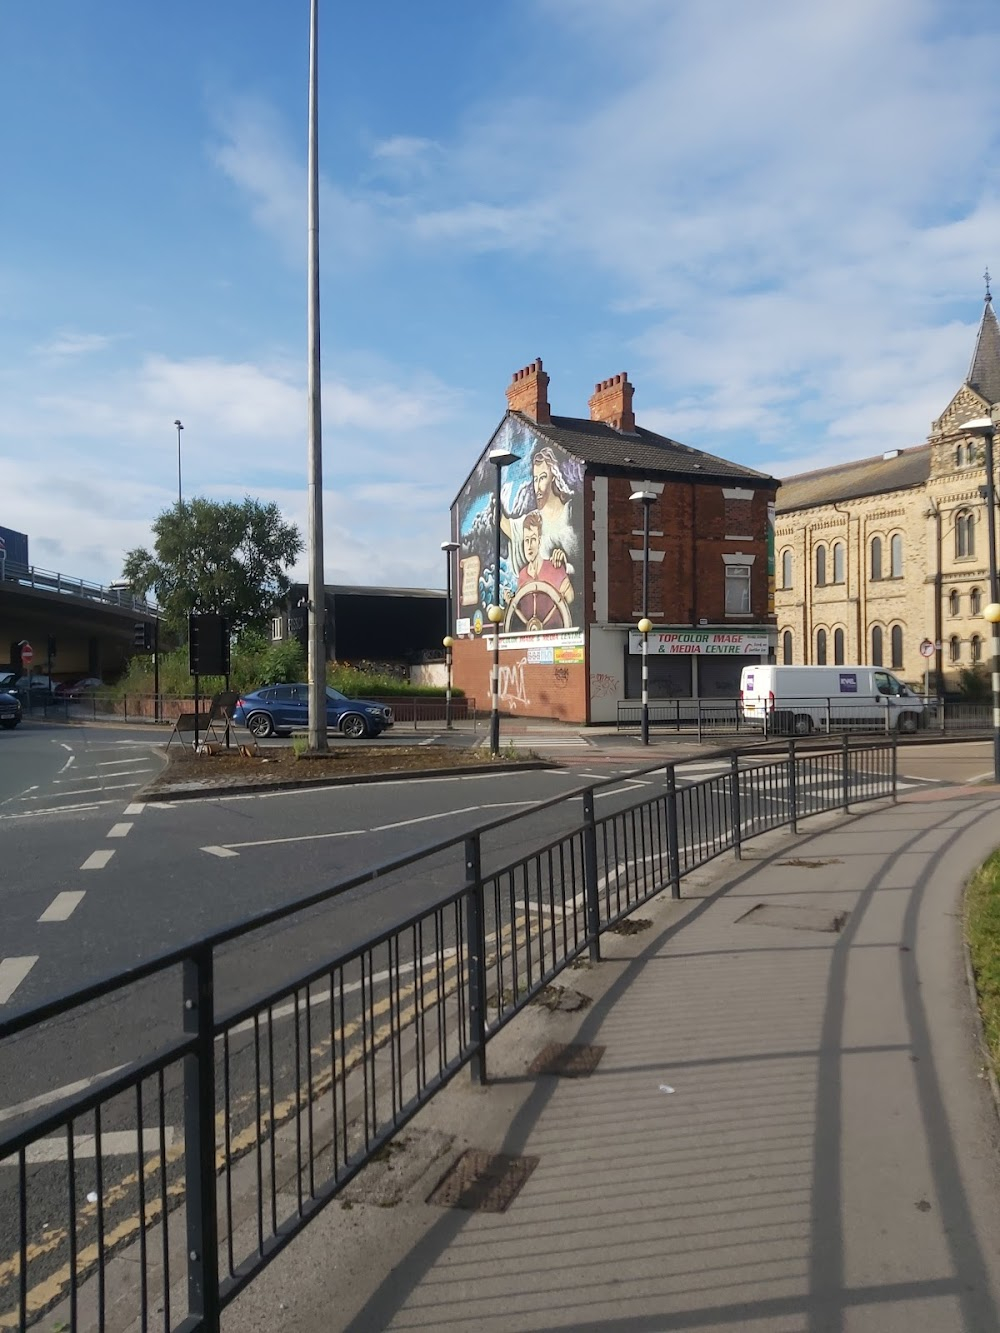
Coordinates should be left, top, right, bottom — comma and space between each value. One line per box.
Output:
505, 357, 551, 424
589, 372, 635, 433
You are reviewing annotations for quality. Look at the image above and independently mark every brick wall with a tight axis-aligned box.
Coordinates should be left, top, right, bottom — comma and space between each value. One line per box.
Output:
451, 637, 588, 722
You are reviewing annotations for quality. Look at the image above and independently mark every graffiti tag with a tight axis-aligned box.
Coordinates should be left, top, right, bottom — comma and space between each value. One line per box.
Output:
590, 673, 618, 698
499, 657, 530, 711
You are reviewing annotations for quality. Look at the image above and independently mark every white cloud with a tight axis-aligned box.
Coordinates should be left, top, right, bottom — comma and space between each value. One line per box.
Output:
34, 331, 114, 359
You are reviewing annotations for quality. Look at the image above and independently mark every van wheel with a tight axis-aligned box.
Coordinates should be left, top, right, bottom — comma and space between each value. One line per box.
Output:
896, 712, 919, 735
793, 714, 812, 736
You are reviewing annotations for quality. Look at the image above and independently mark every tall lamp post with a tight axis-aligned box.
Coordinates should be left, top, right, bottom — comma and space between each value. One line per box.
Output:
965, 415, 1000, 782
488, 447, 518, 756
630, 489, 656, 745
173, 420, 184, 507
441, 540, 459, 729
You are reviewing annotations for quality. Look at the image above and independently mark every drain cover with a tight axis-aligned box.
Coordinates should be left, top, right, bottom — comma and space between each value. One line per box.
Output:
528, 1042, 605, 1077
426, 1149, 538, 1213
738, 903, 849, 933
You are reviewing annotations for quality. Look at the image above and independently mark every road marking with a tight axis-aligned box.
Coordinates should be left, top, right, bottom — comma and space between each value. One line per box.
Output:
0, 1064, 128, 1127
124, 803, 145, 815
81, 850, 115, 870
0, 1128, 175, 1166
201, 829, 362, 856
0, 957, 38, 1004
0, 801, 117, 820
203, 845, 239, 859
98, 757, 152, 767
38, 891, 86, 922
107, 822, 133, 838
58, 755, 76, 774
59, 742, 72, 752
372, 804, 482, 831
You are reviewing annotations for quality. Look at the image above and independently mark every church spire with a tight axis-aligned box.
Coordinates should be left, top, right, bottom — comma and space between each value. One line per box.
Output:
967, 272, 1000, 406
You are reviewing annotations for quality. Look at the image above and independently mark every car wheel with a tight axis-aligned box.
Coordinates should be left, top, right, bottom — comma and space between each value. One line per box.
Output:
246, 712, 275, 738
341, 713, 368, 739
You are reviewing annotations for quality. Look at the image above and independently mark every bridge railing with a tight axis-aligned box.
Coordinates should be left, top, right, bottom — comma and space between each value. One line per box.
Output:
0, 563, 155, 613
0, 736, 895, 1331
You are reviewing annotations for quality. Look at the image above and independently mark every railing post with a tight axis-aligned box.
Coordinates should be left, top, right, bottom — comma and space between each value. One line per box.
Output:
582, 789, 601, 963
891, 735, 898, 804
841, 732, 850, 813
665, 764, 681, 899
788, 736, 798, 834
183, 946, 220, 1330
697, 701, 703, 745
729, 752, 742, 861
464, 832, 488, 1085
825, 698, 832, 734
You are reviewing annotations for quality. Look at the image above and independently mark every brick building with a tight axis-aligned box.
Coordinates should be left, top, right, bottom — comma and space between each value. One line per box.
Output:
774, 289, 1000, 692
448, 360, 779, 723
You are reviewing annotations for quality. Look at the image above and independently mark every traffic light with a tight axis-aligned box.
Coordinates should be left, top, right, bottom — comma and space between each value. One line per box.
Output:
133, 622, 154, 652
188, 613, 230, 676
47, 636, 57, 658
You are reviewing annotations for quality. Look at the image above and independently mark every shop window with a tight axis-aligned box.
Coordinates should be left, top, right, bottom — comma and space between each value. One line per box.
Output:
872, 625, 883, 667
891, 624, 903, 669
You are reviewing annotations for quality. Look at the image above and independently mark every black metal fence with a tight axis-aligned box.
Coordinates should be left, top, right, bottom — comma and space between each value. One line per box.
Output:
0, 736, 896, 1331
616, 695, 992, 738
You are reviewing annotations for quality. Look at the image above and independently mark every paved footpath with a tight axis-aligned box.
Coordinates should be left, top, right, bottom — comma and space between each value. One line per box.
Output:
223, 786, 1000, 1333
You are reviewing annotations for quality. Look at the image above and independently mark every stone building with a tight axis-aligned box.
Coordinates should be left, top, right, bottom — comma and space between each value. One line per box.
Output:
448, 359, 779, 723
775, 291, 1000, 691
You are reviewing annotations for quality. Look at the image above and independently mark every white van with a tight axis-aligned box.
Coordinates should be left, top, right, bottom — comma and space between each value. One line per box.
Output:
739, 664, 926, 735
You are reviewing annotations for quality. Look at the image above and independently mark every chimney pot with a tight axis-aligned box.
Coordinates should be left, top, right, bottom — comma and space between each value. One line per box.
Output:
505, 356, 551, 424
589, 370, 636, 433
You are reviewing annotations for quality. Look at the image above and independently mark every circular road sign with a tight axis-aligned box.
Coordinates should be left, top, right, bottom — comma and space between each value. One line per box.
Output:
20, 642, 34, 664
919, 638, 935, 658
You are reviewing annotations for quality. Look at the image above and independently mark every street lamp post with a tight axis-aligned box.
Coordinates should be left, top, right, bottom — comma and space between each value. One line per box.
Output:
630, 489, 656, 745
441, 540, 460, 729
173, 419, 184, 507
964, 415, 1000, 782
488, 447, 518, 756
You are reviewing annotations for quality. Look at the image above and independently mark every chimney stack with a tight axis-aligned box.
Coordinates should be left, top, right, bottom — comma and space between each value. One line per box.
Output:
505, 357, 551, 424
589, 372, 635, 433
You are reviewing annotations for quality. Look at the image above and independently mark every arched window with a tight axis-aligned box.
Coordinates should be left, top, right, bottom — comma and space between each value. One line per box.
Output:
816, 628, 828, 665
972, 635, 983, 664
956, 442, 967, 469
971, 587, 982, 616
832, 542, 845, 584
781, 549, 793, 590
870, 536, 882, 581
949, 589, 961, 618
782, 630, 793, 664
834, 628, 845, 665
890, 534, 903, 578
816, 545, 827, 586
956, 510, 975, 559
872, 625, 883, 667
891, 625, 903, 669
949, 635, 961, 663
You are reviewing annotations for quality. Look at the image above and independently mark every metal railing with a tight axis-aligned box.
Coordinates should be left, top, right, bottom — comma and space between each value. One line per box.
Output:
616, 694, 993, 738
0, 563, 155, 613
0, 736, 896, 1331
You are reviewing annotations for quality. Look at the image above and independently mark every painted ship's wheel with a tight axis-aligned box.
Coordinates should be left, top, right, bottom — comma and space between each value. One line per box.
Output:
504, 580, 573, 633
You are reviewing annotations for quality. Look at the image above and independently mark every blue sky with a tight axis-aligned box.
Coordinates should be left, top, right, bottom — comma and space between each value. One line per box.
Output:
2, 0, 1000, 590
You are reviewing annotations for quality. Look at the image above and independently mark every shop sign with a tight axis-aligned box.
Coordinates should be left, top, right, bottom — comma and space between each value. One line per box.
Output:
628, 629, 772, 656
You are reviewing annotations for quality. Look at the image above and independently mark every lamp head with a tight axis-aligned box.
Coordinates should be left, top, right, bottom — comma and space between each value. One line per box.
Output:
487, 604, 504, 624
983, 602, 1000, 624
174, 419, 183, 430
443, 635, 455, 648
441, 540, 460, 552
637, 617, 653, 635
630, 490, 656, 504
488, 448, 519, 469
963, 416, 995, 434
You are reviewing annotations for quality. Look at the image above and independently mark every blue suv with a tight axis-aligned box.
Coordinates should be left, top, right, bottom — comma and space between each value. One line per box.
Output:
233, 684, 393, 739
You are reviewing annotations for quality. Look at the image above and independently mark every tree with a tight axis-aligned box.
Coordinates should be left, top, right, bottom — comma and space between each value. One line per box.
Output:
122, 497, 304, 636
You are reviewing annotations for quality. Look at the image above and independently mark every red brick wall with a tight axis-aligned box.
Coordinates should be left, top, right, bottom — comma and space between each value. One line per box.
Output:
605, 480, 775, 624
451, 638, 588, 723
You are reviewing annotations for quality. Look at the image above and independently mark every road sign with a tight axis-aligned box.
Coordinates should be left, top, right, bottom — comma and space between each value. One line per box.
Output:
20, 642, 34, 665
919, 638, 935, 658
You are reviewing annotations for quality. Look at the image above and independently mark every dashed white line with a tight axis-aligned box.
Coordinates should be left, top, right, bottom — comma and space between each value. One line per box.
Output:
0, 1064, 128, 1126
107, 823, 133, 838
2, 1128, 176, 1165
81, 850, 115, 870
98, 757, 152, 767
0, 957, 38, 1004
203, 845, 239, 859
38, 891, 86, 922
124, 803, 145, 815
58, 754, 76, 774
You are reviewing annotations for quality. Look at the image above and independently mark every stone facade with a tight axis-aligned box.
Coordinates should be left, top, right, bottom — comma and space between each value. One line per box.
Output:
775, 296, 1000, 691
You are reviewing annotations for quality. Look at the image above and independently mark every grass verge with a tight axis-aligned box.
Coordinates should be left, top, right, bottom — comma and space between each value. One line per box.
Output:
965, 850, 1000, 1070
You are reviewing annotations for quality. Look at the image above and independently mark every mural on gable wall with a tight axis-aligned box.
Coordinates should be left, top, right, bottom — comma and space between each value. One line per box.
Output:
455, 416, 585, 638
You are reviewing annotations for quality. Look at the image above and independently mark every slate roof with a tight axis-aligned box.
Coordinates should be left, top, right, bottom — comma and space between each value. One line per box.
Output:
776, 445, 931, 513
967, 297, 1000, 406
520, 413, 777, 486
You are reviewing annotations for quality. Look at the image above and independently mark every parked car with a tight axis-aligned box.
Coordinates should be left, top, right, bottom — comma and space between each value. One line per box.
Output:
0, 687, 22, 729
232, 684, 394, 739
17, 673, 57, 697
55, 677, 105, 701
0, 672, 17, 693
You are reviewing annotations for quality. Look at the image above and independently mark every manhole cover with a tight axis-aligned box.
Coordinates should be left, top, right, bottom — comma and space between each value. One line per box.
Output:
737, 903, 849, 933
608, 917, 652, 936
532, 985, 592, 1013
426, 1150, 538, 1213
528, 1042, 605, 1077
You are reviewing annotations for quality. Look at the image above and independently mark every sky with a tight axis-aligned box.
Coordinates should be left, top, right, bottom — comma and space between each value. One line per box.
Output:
2, 0, 1000, 592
